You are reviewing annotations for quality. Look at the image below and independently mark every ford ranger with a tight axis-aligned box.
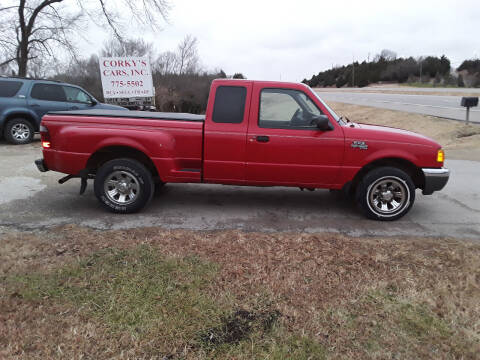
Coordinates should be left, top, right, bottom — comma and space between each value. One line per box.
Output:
35, 79, 450, 220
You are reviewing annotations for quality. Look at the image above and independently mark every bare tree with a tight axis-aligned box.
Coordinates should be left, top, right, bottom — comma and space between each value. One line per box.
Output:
52, 54, 104, 100
176, 35, 199, 74
153, 35, 200, 75
0, 1, 82, 77
0, 0, 170, 77
154, 51, 178, 75
101, 37, 153, 58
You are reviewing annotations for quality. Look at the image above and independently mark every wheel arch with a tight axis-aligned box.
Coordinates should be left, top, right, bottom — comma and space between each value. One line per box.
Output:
86, 145, 161, 181
2, 111, 39, 132
348, 157, 424, 195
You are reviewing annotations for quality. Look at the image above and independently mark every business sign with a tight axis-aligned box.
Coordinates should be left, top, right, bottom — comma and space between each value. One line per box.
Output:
99, 57, 154, 99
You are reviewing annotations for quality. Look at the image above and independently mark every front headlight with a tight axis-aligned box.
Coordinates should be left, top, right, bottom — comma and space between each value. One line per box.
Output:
437, 149, 445, 163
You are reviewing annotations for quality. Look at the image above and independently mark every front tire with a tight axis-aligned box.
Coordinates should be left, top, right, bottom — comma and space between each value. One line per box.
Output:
94, 158, 154, 213
4, 118, 34, 145
356, 167, 415, 221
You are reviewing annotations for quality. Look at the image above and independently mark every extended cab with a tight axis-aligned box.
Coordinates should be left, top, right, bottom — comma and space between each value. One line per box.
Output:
35, 79, 449, 220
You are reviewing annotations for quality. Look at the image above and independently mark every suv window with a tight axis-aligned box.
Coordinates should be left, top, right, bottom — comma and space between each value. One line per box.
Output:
259, 89, 323, 129
63, 86, 91, 103
212, 86, 247, 124
0, 81, 23, 97
31, 83, 67, 102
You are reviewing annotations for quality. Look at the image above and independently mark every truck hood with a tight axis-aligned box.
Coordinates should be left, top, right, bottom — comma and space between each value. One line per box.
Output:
346, 122, 441, 148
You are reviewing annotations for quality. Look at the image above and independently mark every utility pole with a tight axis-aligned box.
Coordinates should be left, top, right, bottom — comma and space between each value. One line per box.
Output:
352, 56, 355, 87
419, 58, 423, 83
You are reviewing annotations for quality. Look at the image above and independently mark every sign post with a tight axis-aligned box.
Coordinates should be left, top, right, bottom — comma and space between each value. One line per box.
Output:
99, 57, 155, 109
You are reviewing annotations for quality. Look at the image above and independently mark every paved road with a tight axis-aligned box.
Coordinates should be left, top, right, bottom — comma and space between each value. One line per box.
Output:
1, 140, 479, 239
317, 90, 480, 123
319, 87, 480, 94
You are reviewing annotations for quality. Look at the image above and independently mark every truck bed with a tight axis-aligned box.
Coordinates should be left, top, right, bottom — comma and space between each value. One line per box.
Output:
48, 109, 205, 122
41, 109, 205, 182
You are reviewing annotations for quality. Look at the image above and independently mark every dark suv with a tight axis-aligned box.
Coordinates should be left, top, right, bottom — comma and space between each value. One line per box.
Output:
0, 77, 125, 144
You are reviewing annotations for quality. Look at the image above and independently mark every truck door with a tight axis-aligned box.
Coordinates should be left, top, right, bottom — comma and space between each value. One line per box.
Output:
203, 81, 253, 184
245, 85, 344, 187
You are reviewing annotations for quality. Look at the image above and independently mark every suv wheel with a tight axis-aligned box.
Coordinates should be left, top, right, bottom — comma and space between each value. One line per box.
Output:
94, 158, 154, 214
356, 166, 415, 221
4, 118, 34, 144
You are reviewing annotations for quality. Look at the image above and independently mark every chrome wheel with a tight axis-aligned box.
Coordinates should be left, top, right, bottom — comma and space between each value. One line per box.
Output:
103, 170, 141, 205
11, 123, 30, 141
367, 176, 409, 216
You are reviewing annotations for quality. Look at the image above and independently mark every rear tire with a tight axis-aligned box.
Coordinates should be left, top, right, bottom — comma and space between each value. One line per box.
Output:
4, 118, 34, 145
94, 158, 154, 213
356, 166, 415, 221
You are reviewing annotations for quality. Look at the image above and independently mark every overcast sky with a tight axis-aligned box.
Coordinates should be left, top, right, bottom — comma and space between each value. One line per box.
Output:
81, 0, 480, 82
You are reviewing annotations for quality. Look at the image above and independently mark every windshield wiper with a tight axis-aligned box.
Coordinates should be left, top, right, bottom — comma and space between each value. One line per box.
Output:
339, 115, 356, 127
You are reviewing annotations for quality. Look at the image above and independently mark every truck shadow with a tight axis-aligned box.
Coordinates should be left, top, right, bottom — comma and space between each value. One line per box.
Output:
151, 183, 359, 217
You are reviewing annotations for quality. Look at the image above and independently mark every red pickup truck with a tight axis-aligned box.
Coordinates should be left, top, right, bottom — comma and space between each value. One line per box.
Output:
35, 79, 449, 220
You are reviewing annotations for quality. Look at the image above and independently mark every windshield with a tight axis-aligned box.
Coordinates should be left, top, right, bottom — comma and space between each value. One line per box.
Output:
308, 86, 343, 125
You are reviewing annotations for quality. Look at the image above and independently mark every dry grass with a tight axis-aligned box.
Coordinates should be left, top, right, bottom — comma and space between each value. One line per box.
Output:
1, 225, 480, 359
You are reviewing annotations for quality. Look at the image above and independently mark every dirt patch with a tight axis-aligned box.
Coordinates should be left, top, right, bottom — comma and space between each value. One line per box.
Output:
198, 309, 281, 348
327, 101, 480, 160
1, 225, 480, 359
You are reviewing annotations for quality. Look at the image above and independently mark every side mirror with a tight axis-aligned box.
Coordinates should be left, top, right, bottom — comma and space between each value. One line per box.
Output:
312, 115, 333, 131
89, 98, 98, 106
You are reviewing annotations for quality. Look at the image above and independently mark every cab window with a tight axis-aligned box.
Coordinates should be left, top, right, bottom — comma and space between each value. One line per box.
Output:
259, 88, 323, 129
212, 86, 246, 124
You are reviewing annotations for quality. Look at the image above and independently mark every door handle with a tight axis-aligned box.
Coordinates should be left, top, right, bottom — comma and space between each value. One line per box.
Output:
30, 104, 40, 107
256, 135, 270, 143
70, 106, 79, 110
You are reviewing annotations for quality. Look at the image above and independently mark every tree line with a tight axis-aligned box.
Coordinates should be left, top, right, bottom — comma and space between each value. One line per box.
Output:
303, 50, 480, 88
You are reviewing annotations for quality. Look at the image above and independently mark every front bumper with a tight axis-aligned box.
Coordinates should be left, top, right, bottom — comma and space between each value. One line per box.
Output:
422, 167, 450, 195
35, 158, 49, 172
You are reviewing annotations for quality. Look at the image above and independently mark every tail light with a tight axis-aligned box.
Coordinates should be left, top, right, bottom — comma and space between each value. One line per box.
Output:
40, 124, 51, 149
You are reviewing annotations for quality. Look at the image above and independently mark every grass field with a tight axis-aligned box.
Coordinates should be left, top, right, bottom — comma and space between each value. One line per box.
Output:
2, 226, 480, 359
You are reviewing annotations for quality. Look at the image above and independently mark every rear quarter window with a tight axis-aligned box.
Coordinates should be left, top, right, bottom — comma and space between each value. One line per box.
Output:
31, 83, 67, 102
212, 86, 247, 124
0, 81, 23, 97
